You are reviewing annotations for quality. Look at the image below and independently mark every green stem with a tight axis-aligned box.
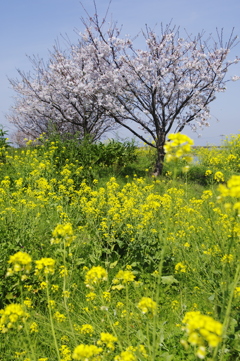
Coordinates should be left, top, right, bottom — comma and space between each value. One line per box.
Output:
62, 240, 77, 345
146, 321, 152, 360
126, 284, 130, 343
215, 264, 240, 361
20, 281, 36, 361
45, 275, 61, 361
99, 291, 123, 351
152, 165, 176, 359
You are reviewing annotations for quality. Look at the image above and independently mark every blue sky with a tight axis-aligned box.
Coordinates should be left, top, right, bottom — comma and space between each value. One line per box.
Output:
0, 0, 239, 145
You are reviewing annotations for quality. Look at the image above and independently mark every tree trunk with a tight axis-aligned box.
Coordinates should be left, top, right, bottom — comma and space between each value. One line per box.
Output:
153, 143, 165, 176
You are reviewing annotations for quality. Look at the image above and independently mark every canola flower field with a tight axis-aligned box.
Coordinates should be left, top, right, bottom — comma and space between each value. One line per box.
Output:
0, 133, 240, 361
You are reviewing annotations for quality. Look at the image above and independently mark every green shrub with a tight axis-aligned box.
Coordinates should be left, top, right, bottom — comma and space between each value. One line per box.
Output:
0, 126, 11, 163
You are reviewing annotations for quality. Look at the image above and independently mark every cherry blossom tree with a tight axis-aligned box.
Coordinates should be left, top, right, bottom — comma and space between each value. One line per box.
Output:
7, 42, 119, 142
80, 13, 239, 174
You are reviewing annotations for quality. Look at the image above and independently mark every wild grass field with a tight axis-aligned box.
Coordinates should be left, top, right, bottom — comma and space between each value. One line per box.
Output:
0, 132, 240, 361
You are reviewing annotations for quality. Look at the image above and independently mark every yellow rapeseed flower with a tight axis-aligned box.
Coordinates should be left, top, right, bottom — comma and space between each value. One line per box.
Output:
48, 300, 56, 309
113, 270, 135, 284
51, 284, 59, 292
62, 290, 71, 298
102, 291, 111, 302
72, 344, 103, 360
80, 324, 94, 335
86, 292, 97, 301
51, 223, 75, 246
175, 262, 187, 273
214, 171, 224, 183
59, 345, 72, 361
182, 311, 222, 349
97, 332, 118, 350
114, 349, 137, 361
137, 297, 157, 315
7, 251, 32, 275
23, 298, 33, 308
53, 311, 66, 323
205, 170, 212, 176
164, 133, 194, 163
84, 266, 108, 288
218, 175, 240, 198
30, 322, 39, 333
196, 346, 206, 359
0, 303, 29, 333
221, 254, 234, 263
59, 266, 68, 277
234, 287, 240, 297
35, 258, 55, 276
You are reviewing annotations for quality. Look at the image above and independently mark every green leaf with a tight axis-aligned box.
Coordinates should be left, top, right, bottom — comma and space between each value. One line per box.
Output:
159, 353, 174, 361
109, 260, 118, 268
208, 294, 215, 301
161, 275, 179, 285
75, 258, 86, 266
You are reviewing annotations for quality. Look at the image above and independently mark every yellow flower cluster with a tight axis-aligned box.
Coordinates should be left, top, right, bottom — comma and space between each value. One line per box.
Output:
51, 222, 75, 246
175, 262, 187, 273
221, 254, 234, 263
79, 324, 94, 335
196, 133, 240, 174
182, 311, 223, 358
0, 304, 29, 333
234, 287, 240, 297
24, 297, 33, 308
97, 332, 118, 350
35, 258, 55, 276
219, 175, 240, 198
60, 345, 72, 361
137, 297, 157, 315
30, 321, 38, 333
114, 344, 147, 360
84, 266, 108, 288
86, 292, 97, 301
164, 133, 194, 163
102, 291, 111, 302
113, 270, 135, 284
205, 170, 212, 176
114, 350, 136, 361
72, 344, 103, 360
214, 171, 224, 183
7, 251, 32, 275
53, 311, 66, 323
